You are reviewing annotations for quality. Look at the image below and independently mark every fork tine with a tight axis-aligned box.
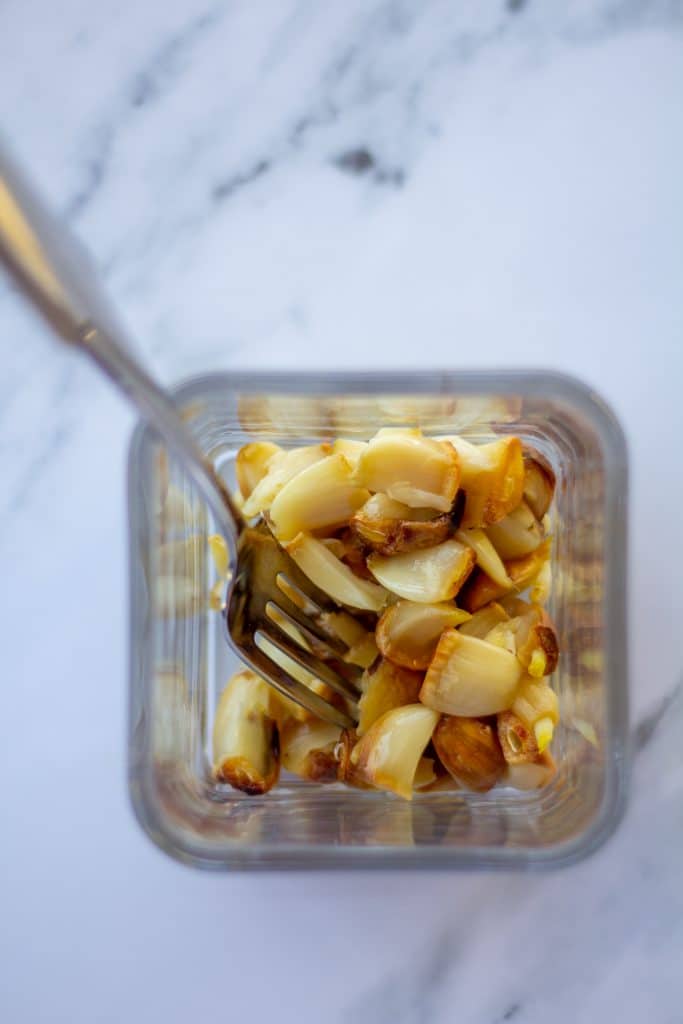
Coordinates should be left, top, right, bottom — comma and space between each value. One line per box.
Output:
265, 599, 349, 659
275, 572, 326, 618
255, 626, 362, 706
245, 645, 356, 728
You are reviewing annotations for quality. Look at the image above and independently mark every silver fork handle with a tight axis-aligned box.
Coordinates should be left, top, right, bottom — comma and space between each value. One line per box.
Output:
0, 142, 242, 543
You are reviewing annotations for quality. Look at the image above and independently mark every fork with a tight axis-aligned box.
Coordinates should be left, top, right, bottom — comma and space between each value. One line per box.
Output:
0, 143, 359, 728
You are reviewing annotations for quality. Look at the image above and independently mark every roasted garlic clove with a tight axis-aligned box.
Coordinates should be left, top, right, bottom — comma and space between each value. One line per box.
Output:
457, 601, 509, 638
439, 436, 524, 528
512, 677, 559, 752
280, 719, 343, 782
335, 529, 376, 579
285, 533, 388, 612
480, 600, 559, 678
270, 453, 370, 541
357, 658, 423, 735
344, 633, 380, 669
332, 438, 368, 467
376, 600, 471, 670
318, 609, 368, 648
504, 750, 557, 790
432, 715, 506, 791
496, 709, 539, 764
455, 528, 511, 588
355, 429, 460, 512
242, 444, 330, 519
367, 539, 476, 604
459, 539, 552, 613
522, 448, 556, 521
419, 630, 522, 716
486, 501, 543, 560
513, 605, 559, 677
350, 493, 451, 556
484, 621, 518, 654
212, 670, 280, 794
530, 557, 552, 605
350, 704, 440, 799
413, 756, 438, 790
334, 728, 375, 789
235, 442, 281, 499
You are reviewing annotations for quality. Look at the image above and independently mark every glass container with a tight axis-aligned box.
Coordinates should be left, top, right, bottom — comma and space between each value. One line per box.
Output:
127, 370, 628, 869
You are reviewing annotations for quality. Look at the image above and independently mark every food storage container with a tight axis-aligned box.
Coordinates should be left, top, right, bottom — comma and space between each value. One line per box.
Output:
127, 370, 628, 869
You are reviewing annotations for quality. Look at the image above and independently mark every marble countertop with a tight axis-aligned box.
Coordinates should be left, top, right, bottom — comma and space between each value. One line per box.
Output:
2, 2, 682, 1022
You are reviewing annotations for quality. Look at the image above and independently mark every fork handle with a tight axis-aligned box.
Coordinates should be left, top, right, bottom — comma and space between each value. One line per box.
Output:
0, 142, 242, 541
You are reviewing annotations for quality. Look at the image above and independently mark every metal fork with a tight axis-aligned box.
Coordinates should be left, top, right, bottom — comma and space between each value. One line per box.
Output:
0, 143, 360, 728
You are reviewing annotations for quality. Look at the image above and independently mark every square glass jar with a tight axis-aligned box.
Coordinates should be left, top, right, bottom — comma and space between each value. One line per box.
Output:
127, 370, 628, 869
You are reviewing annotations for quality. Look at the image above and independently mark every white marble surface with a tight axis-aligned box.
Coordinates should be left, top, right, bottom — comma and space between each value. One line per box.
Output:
1, 2, 683, 1021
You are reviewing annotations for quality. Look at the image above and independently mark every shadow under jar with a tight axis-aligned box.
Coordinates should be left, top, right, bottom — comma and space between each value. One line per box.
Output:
127, 370, 628, 870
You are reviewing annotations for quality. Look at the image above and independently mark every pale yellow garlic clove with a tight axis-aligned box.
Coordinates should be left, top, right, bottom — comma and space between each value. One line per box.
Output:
498, 594, 530, 617
334, 728, 375, 790
235, 441, 281, 499
483, 601, 559, 678
486, 501, 543, 560
270, 453, 370, 541
212, 670, 280, 794
457, 601, 509, 638
343, 633, 380, 669
350, 492, 451, 556
350, 704, 440, 799
320, 537, 347, 558
332, 438, 368, 468
496, 709, 540, 765
367, 539, 475, 604
376, 600, 470, 670
455, 528, 511, 588
459, 539, 552, 613
432, 715, 506, 792
439, 435, 524, 528
484, 621, 517, 655
419, 630, 522, 716
242, 444, 330, 519
504, 751, 556, 790
530, 558, 552, 605
357, 658, 423, 736
285, 533, 388, 612
522, 448, 556, 521
514, 606, 559, 676
413, 756, 438, 790
318, 609, 368, 648
280, 719, 343, 782
355, 429, 460, 512
511, 677, 559, 731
